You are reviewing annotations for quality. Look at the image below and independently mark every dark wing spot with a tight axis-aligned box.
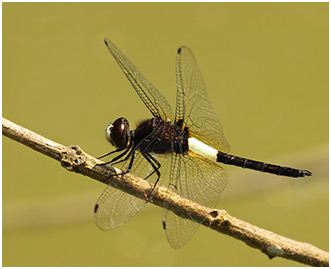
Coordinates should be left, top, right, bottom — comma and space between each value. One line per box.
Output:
94, 204, 99, 213
162, 221, 166, 230
104, 39, 109, 46
177, 48, 182, 54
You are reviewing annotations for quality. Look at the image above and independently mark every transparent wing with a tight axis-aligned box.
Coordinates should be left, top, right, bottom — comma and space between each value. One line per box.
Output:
104, 38, 174, 121
95, 185, 145, 230
163, 152, 228, 248
175, 46, 230, 153
95, 149, 170, 230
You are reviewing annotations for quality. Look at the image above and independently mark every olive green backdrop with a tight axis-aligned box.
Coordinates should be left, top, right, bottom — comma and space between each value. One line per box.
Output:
3, 2, 328, 267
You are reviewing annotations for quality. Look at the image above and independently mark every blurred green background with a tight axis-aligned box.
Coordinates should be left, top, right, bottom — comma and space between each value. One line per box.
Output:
3, 2, 328, 267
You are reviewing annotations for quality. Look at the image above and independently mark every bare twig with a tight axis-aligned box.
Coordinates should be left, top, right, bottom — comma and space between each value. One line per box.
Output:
2, 117, 329, 267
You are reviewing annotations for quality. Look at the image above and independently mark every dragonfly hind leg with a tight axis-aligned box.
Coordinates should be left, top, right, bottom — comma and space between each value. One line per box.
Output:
142, 153, 162, 202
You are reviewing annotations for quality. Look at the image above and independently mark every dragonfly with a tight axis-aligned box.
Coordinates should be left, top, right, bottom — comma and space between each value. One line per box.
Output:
94, 38, 312, 248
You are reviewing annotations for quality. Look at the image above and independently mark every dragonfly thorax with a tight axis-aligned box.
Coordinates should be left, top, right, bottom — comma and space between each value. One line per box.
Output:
133, 117, 189, 155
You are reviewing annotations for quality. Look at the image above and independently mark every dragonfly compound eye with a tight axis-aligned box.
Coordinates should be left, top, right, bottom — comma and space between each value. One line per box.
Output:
105, 117, 131, 149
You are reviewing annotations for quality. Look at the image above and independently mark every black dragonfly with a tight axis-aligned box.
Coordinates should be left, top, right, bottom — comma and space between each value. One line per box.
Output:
94, 38, 312, 248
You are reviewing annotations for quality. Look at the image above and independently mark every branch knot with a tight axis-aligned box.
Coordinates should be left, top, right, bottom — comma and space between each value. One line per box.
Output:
61, 145, 86, 171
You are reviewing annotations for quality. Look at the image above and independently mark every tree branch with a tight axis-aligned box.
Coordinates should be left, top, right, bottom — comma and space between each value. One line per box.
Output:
2, 117, 328, 267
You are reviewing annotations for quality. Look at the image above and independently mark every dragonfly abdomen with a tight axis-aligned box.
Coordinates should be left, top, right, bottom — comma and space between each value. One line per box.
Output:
217, 152, 312, 178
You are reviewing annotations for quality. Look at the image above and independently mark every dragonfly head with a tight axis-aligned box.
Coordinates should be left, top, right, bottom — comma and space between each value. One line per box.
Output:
105, 117, 131, 149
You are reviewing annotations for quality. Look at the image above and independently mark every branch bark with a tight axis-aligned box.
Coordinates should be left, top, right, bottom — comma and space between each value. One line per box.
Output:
2, 117, 329, 267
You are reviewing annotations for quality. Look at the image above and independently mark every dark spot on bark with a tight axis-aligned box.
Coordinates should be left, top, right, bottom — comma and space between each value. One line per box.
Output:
209, 210, 218, 218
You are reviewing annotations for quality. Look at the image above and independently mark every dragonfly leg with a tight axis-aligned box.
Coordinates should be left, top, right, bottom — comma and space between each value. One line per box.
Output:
105, 148, 136, 178
144, 153, 161, 180
97, 148, 123, 159
142, 153, 161, 202
108, 146, 132, 165
98, 146, 132, 166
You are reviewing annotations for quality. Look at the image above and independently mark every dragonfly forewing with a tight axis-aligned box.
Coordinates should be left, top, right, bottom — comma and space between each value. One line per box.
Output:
176, 46, 230, 153
104, 38, 174, 121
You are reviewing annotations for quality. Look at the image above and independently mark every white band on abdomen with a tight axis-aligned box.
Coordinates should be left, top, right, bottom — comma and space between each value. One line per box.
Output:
188, 137, 218, 162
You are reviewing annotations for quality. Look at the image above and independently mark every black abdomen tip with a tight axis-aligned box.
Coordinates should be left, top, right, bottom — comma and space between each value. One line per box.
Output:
177, 48, 182, 54
94, 204, 99, 213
